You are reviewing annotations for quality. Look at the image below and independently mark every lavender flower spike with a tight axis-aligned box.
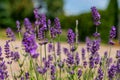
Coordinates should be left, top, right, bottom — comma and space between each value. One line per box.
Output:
54, 17, 62, 34
33, 8, 39, 19
6, 27, 16, 41
109, 26, 116, 39
67, 29, 75, 45
22, 33, 39, 58
16, 20, 20, 32
109, 26, 116, 45
91, 6, 101, 26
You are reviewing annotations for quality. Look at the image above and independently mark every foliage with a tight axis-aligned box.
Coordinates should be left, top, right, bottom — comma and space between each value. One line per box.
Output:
45, 0, 64, 19
0, 0, 33, 28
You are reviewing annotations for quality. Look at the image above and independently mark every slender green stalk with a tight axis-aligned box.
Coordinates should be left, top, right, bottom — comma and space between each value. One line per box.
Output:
10, 64, 14, 80
18, 32, 22, 41
29, 56, 39, 80
40, 45, 42, 66
44, 44, 48, 80
53, 40, 56, 63
58, 34, 62, 80
75, 20, 79, 47
108, 45, 112, 59
33, 59, 39, 80
44, 44, 47, 59
87, 69, 92, 80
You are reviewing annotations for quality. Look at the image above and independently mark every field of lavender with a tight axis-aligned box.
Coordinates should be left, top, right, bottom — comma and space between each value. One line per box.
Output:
0, 6, 120, 80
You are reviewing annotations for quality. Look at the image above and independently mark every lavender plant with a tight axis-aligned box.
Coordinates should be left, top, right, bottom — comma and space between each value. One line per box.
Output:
0, 6, 119, 80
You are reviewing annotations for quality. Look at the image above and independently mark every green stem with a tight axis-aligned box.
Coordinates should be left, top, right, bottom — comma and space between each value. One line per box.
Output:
10, 64, 14, 80
18, 32, 22, 41
44, 44, 47, 59
53, 40, 56, 63
58, 34, 62, 80
33, 60, 39, 80
29, 56, 39, 80
108, 45, 112, 59
87, 69, 92, 80
40, 45, 42, 66
75, 20, 79, 47
44, 44, 48, 80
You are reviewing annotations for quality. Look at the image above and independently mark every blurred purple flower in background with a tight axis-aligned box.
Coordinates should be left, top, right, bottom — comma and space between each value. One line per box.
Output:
67, 29, 75, 45
16, 20, 21, 32
6, 27, 15, 41
54, 17, 62, 34
91, 6, 101, 26
33, 8, 39, 19
109, 26, 116, 45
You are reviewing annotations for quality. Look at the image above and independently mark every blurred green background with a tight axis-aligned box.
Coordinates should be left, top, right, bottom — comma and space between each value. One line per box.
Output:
0, 0, 120, 43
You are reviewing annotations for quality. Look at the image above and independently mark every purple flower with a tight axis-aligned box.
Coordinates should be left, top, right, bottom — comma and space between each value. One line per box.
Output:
11, 51, 20, 61
6, 27, 15, 41
25, 72, 29, 80
95, 67, 103, 80
21, 77, 24, 80
109, 26, 116, 39
86, 37, 92, 52
116, 50, 120, 58
57, 42, 61, 55
108, 65, 117, 79
90, 39, 100, 55
104, 51, 108, 58
69, 70, 74, 75
94, 53, 100, 65
54, 17, 61, 34
58, 60, 64, 68
66, 54, 74, 65
93, 32, 100, 38
109, 26, 116, 45
38, 27, 45, 40
39, 14, 47, 31
67, 29, 75, 45
89, 56, 95, 68
48, 43, 53, 53
24, 18, 34, 34
0, 61, 8, 79
16, 20, 20, 32
83, 61, 87, 68
91, 6, 101, 26
77, 69, 82, 79
75, 52, 80, 65
63, 48, 69, 55
44, 60, 50, 68
33, 8, 39, 19
37, 66, 47, 75
51, 65, 56, 80
48, 55, 53, 61
81, 48, 86, 60
107, 58, 113, 67
22, 33, 39, 58
70, 46, 76, 52
50, 27, 57, 39
0, 47, 3, 61
4, 41, 11, 58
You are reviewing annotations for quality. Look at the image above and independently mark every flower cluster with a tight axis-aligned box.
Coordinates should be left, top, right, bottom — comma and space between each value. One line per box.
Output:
109, 26, 116, 45
91, 6, 101, 26
1, 6, 120, 80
